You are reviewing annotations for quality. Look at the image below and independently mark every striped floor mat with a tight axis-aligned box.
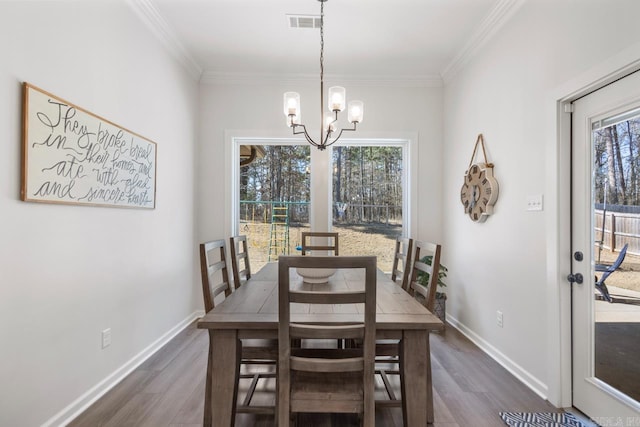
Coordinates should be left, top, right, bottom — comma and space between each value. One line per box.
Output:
499, 412, 590, 427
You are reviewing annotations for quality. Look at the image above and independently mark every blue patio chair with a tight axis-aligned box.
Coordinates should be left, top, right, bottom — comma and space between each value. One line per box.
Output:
595, 243, 628, 303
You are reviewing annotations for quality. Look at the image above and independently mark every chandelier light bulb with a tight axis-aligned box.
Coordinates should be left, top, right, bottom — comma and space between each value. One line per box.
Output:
324, 114, 336, 132
283, 92, 300, 116
328, 86, 346, 111
287, 99, 297, 113
348, 100, 364, 124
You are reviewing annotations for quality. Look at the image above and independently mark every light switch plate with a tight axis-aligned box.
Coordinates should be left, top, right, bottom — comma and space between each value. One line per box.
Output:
527, 194, 543, 211
102, 328, 112, 349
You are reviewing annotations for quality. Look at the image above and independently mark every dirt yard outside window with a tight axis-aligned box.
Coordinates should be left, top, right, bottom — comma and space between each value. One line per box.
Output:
242, 222, 402, 273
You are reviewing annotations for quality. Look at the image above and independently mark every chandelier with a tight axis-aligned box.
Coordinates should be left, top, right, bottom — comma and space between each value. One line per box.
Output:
283, 0, 363, 151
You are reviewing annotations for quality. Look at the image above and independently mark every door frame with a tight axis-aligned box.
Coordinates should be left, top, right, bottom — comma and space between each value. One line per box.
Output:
546, 45, 640, 407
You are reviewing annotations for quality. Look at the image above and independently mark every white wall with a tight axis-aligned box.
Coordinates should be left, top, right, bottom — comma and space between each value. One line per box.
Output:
197, 79, 443, 245
443, 0, 640, 403
0, 2, 199, 426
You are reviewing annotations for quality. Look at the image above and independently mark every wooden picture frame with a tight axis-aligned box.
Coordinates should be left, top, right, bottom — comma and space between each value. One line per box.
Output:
21, 82, 157, 209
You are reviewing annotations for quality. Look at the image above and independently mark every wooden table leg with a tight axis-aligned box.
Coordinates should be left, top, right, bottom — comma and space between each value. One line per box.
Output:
426, 333, 434, 423
203, 329, 240, 427
400, 329, 432, 426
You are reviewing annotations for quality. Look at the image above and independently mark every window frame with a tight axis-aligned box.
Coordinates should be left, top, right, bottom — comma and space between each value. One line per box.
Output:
227, 133, 415, 242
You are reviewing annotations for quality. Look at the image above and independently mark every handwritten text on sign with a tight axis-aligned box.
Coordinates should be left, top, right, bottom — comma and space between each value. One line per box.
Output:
22, 83, 156, 208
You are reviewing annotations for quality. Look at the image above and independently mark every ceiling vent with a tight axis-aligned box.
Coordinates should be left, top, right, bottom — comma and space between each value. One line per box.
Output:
287, 14, 321, 29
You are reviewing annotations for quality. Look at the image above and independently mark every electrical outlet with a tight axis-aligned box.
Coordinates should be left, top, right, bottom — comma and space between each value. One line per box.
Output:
496, 311, 503, 328
102, 328, 112, 349
526, 194, 543, 211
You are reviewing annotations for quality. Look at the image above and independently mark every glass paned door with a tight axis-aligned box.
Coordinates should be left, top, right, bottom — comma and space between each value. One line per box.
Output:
572, 71, 640, 422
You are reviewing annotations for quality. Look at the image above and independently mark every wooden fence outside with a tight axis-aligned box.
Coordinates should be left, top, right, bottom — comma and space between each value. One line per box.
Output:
596, 209, 640, 255
239, 200, 402, 225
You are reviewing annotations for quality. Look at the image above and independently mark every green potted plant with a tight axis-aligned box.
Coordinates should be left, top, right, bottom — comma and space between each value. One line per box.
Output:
417, 255, 448, 324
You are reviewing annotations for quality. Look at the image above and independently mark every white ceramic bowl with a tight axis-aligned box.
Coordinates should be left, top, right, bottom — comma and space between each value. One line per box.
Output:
296, 267, 337, 284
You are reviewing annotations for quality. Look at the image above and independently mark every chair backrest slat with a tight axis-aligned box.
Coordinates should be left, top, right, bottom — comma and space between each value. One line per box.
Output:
290, 324, 364, 340
289, 290, 365, 305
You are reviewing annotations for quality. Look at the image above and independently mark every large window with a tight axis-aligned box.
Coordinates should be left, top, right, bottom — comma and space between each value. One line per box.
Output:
233, 139, 409, 272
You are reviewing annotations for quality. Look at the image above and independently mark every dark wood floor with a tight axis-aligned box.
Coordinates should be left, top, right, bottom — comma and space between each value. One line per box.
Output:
69, 322, 558, 427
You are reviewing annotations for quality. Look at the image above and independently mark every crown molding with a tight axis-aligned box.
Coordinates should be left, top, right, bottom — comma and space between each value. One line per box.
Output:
127, 0, 519, 88
441, 0, 526, 84
200, 71, 443, 88
126, 0, 203, 81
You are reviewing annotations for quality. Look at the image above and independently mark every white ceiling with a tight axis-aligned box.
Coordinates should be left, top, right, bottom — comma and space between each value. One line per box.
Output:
142, 0, 513, 82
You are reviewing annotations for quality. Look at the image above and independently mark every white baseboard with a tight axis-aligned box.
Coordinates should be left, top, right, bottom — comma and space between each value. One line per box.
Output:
43, 310, 204, 427
45, 310, 547, 426
445, 313, 549, 400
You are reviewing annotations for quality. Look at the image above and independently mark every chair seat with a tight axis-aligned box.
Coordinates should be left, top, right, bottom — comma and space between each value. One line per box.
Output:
290, 370, 364, 413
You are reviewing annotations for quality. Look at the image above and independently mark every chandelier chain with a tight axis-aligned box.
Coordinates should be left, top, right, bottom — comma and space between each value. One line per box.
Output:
319, 0, 324, 143
320, 0, 324, 84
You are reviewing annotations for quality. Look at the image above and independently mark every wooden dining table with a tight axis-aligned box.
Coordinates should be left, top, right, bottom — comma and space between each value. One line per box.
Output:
197, 261, 443, 426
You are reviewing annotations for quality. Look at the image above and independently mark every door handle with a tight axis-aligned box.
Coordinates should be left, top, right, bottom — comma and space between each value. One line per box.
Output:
567, 273, 584, 284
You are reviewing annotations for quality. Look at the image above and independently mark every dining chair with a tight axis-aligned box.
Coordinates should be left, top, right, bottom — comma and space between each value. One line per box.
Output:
408, 240, 442, 312
390, 236, 414, 292
374, 235, 413, 407
376, 239, 442, 413
199, 239, 276, 422
301, 231, 339, 255
595, 243, 628, 302
229, 235, 251, 289
277, 255, 376, 427
199, 239, 232, 312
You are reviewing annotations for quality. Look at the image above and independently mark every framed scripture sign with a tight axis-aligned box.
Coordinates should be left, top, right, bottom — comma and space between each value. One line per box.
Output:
21, 82, 157, 209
